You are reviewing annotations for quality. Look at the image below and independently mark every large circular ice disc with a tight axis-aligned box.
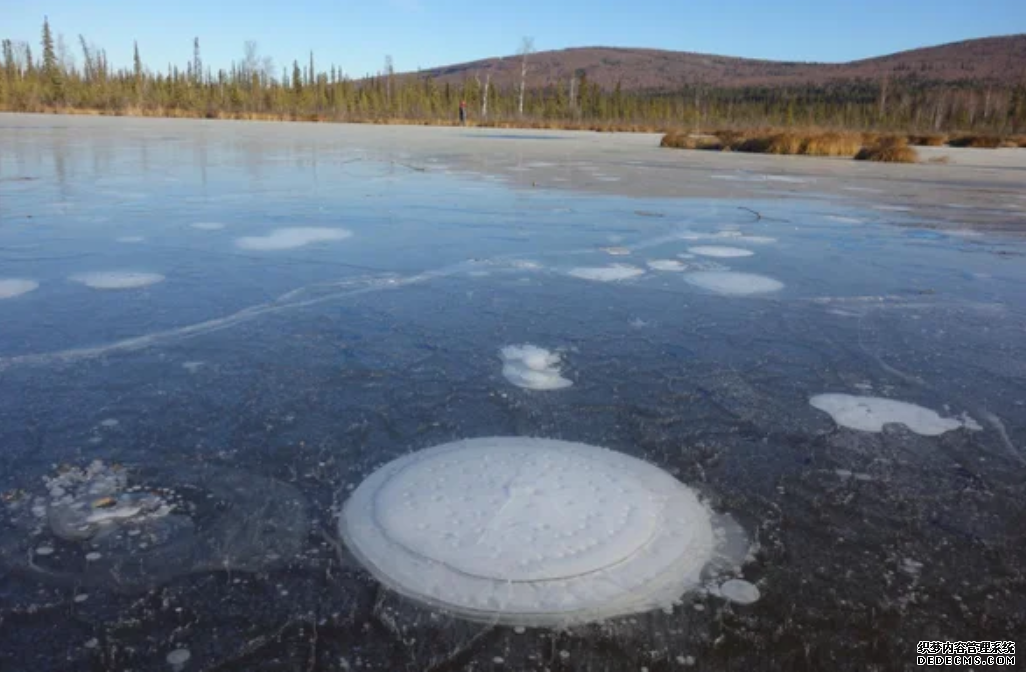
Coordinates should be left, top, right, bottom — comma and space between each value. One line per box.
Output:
340, 437, 743, 627
373, 442, 661, 581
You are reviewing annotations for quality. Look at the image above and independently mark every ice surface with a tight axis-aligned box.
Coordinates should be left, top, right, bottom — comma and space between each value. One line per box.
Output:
688, 246, 755, 258
0, 279, 39, 299
809, 394, 974, 436
235, 227, 352, 251
647, 259, 687, 272
568, 264, 645, 282
340, 438, 748, 627
684, 272, 784, 295
189, 221, 225, 231
70, 272, 165, 290
500, 344, 572, 390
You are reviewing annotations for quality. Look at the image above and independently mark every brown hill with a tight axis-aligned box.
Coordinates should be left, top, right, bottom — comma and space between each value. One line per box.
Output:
410, 35, 1026, 91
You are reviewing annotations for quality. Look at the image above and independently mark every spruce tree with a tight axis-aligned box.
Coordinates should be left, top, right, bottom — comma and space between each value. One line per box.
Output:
41, 16, 63, 103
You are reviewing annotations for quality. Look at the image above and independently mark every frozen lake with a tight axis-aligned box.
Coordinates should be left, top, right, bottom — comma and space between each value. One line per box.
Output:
1, 115, 1024, 669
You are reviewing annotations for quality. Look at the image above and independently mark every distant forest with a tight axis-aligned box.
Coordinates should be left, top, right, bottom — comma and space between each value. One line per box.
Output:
2, 18, 1025, 133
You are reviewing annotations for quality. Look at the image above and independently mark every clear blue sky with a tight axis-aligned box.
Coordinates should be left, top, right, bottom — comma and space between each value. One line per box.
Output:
5, 0, 1025, 78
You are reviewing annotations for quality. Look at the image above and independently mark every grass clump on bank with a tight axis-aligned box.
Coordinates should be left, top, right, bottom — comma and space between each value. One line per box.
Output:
660, 131, 723, 150
799, 131, 863, 156
948, 135, 1003, 148
855, 136, 919, 163
660, 128, 877, 159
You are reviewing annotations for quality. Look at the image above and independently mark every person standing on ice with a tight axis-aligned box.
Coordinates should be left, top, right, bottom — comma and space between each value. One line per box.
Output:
459, 99, 467, 125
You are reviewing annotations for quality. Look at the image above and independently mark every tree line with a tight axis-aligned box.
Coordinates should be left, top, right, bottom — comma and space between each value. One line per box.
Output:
2, 18, 1024, 134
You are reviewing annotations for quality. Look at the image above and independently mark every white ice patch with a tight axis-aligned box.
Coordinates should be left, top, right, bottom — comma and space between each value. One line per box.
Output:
189, 221, 225, 231
826, 216, 864, 224
718, 579, 761, 605
500, 345, 572, 391
339, 437, 748, 627
70, 272, 165, 290
688, 246, 755, 259
678, 231, 775, 245
568, 264, 644, 282
765, 175, 810, 184
115, 236, 146, 243
647, 259, 686, 272
684, 272, 783, 295
235, 227, 352, 251
809, 394, 973, 436
0, 279, 39, 299
601, 246, 631, 256
874, 205, 913, 212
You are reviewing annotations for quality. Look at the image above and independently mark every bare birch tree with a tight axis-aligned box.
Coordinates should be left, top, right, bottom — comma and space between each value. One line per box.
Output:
482, 71, 491, 118
518, 37, 533, 116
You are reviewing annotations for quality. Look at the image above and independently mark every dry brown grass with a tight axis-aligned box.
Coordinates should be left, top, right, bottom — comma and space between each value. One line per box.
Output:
860, 131, 882, 146
1009, 135, 1026, 148
660, 130, 723, 150
908, 133, 948, 146
711, 129, 747, 148
855, 136, 919, 163
801, 131, 863, 157
720, 129, 860, 157
948, 134, 1003, 148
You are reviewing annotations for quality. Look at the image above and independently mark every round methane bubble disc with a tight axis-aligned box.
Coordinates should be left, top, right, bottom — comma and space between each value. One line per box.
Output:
340, 437, 748, 627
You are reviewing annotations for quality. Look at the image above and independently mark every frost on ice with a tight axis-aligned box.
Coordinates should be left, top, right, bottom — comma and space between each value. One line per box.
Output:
339, 437, 749, 627
500, 345, 572, 390
809, 394, 977, 436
